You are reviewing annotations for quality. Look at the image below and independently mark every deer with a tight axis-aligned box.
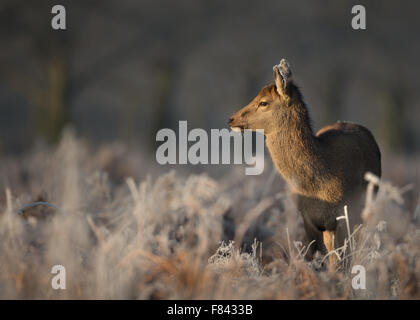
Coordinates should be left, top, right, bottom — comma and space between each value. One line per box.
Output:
228, 59, 381, 264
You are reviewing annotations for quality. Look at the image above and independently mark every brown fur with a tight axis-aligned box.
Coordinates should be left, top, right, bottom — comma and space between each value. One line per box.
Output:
229, 60, 381, 260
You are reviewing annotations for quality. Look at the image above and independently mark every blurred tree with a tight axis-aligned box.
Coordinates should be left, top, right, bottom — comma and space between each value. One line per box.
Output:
0, 0, 71, 144
1, 0, 152, 146
151, 59, 176, 144
34, 36, 70, 144
324, 69, 346, 125
378, 87, 408, 154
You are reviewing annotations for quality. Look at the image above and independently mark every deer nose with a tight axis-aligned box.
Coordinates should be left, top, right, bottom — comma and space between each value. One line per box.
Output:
228, 117, 234, 125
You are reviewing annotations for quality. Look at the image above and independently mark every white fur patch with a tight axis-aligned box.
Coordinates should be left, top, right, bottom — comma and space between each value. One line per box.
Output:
230, 126, 242, 133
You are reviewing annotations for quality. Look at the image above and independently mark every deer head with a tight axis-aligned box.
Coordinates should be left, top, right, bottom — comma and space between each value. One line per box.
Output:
228, 58, 299, 136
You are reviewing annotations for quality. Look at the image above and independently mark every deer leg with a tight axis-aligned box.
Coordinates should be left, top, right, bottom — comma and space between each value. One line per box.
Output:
323, 230, 336, 267
302, 217, 326, 260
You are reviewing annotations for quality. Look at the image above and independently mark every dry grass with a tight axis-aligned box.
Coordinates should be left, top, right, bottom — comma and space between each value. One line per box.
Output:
0, 130, 419, 299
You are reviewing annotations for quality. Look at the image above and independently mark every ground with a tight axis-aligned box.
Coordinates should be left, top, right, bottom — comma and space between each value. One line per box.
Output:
0, 131, 419, 299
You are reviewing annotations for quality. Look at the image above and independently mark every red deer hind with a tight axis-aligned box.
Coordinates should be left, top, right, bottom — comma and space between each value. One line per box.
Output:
228, 59, 381, 263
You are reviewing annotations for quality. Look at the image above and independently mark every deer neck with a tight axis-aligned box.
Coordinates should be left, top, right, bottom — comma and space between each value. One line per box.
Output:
265, 114, 329, 197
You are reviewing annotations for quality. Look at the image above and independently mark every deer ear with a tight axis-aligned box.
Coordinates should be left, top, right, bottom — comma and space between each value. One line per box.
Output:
273, 59, 292, 97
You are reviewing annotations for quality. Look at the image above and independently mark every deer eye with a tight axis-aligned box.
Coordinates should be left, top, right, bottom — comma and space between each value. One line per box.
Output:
258, 101, 268, 107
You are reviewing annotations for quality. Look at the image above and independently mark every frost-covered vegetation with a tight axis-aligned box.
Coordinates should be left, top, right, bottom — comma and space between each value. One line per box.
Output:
0, 131, 419, 299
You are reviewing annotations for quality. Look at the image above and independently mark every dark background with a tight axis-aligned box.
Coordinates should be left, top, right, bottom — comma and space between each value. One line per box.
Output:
0, 0, 419, 157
